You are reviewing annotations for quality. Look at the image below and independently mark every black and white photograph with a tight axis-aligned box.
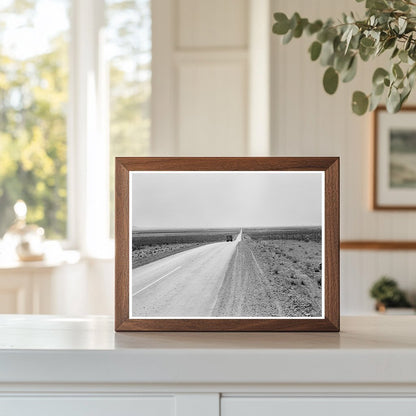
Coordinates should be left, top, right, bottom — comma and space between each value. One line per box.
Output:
129, 171, 324, 319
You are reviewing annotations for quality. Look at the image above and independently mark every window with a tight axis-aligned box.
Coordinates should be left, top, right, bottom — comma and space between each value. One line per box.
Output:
0, 0, 151, 251
0, 0, 70, 239
106, 0, 151, 237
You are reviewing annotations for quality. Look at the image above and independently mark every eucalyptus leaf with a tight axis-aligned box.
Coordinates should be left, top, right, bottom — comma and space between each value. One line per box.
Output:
359, 44, 375, 61
273, 13, 290, 34
347, 13, 355, 24
409, 44, 416, 60
307, 20, 323, 35
317, 30, 328, 43
342, 56, 358, 82
369, 92, 383, 111
387, 87, 401, 112
320, 41, 335, 66
405, 33, 413, 50
290, 13, 301, 30
393, 0, 409, 11
373, 82, 385, 95
341, 26, 352, 43
309, 41, 322, 61
360, 37, 375, 48
323, 67, 339, 94
352, 91, 369, 115
366, 0, 388, 10
293, 18, 308, 38
398, 17, 407, 34
383, 37, 396, 50
282, 29, 293, 44
393, 63, 404, 79
408, 71, 416, 88
399, 49, 408, 63
334, 52, 351, 72
391, 47, 399, 59
372, 67, 389, 85
345, 25, 359, 52
401, 87, 411, 106
409, 64, 416, 76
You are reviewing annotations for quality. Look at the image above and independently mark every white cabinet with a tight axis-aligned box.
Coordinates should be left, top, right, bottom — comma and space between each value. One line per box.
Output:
222, 398, 416, 416
1, 316, 416, 416
1, 397, 175, 416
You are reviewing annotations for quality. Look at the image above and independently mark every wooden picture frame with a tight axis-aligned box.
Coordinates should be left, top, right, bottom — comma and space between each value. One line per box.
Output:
373, 106, 416, 210
115, 157, 339, 332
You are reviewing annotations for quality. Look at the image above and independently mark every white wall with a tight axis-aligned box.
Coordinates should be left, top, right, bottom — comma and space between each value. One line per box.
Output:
271, 0, 416, 313
152, 0, 269, 157
38, 0, 416, 317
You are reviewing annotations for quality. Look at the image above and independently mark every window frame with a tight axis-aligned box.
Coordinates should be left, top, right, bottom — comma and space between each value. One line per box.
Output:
1, 0, 154, 258
67, 0, 112, 257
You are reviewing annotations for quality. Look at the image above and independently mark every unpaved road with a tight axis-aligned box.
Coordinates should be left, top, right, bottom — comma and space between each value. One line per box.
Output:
212, 240, 283, 316
132, 231, 242, 317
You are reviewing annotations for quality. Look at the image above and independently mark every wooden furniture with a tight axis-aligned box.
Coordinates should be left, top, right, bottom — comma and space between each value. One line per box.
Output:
1, 315, 416, 415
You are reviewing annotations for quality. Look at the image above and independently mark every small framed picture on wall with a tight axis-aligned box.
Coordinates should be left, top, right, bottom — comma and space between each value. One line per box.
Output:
374, 106, 416, 209
115, 157, 339, 332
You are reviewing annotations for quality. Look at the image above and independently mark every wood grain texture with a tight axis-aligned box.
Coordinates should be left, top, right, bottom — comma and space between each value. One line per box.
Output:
114, 160, 130, 330
324, 158, 340, 331
341, 241, 416, 250
373, 106, 416, 210
114, 157, 340, 332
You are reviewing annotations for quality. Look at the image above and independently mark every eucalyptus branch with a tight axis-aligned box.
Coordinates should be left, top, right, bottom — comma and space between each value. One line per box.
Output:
272, 0, 416, 115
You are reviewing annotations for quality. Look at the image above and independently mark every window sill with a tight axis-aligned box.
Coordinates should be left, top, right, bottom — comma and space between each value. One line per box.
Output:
0, 250, 81, 271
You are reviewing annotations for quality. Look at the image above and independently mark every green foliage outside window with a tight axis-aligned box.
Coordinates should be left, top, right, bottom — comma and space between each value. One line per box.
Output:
0, 1, 69, 238
0, 0, 151, 240
107, 0, 151, 237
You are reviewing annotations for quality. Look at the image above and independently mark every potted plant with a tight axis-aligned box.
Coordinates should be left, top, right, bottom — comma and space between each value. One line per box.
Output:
272, 0, 416, 115
369, 276, 413, 313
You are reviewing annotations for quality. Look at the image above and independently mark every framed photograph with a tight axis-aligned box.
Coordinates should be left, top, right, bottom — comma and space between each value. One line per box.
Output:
374, 106, 416, 209
115, 157, 339, 332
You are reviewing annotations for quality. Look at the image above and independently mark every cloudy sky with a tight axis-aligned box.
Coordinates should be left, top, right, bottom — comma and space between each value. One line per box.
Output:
131, 171, 323, 229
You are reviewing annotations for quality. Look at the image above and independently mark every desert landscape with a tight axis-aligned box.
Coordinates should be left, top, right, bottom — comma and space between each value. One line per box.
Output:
131, 227, 322, 318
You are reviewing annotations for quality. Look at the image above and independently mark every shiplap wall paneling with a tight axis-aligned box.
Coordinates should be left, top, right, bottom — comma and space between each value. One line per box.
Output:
341, 251, 416, 314
177, 0, 248, 49
176, 0, 249, 156
177, 59, 247, 156
152, 0, 250, 156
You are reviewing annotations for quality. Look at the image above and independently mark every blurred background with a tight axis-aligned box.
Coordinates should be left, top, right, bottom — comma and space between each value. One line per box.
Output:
0, 0, 415, 316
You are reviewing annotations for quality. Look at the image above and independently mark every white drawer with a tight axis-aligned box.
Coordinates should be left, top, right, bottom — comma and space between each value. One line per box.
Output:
221, 397, 416, 416
0, 396, 175, 416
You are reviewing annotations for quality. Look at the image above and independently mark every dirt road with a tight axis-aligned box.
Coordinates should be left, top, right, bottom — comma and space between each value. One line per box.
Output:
212, 241, 283, 316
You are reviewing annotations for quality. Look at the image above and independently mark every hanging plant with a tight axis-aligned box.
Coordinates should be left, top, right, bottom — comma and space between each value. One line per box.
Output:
272, 0, 416, 115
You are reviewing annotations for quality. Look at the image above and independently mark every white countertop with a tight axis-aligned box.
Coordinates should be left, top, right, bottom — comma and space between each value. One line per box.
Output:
0, 315, 415, 386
